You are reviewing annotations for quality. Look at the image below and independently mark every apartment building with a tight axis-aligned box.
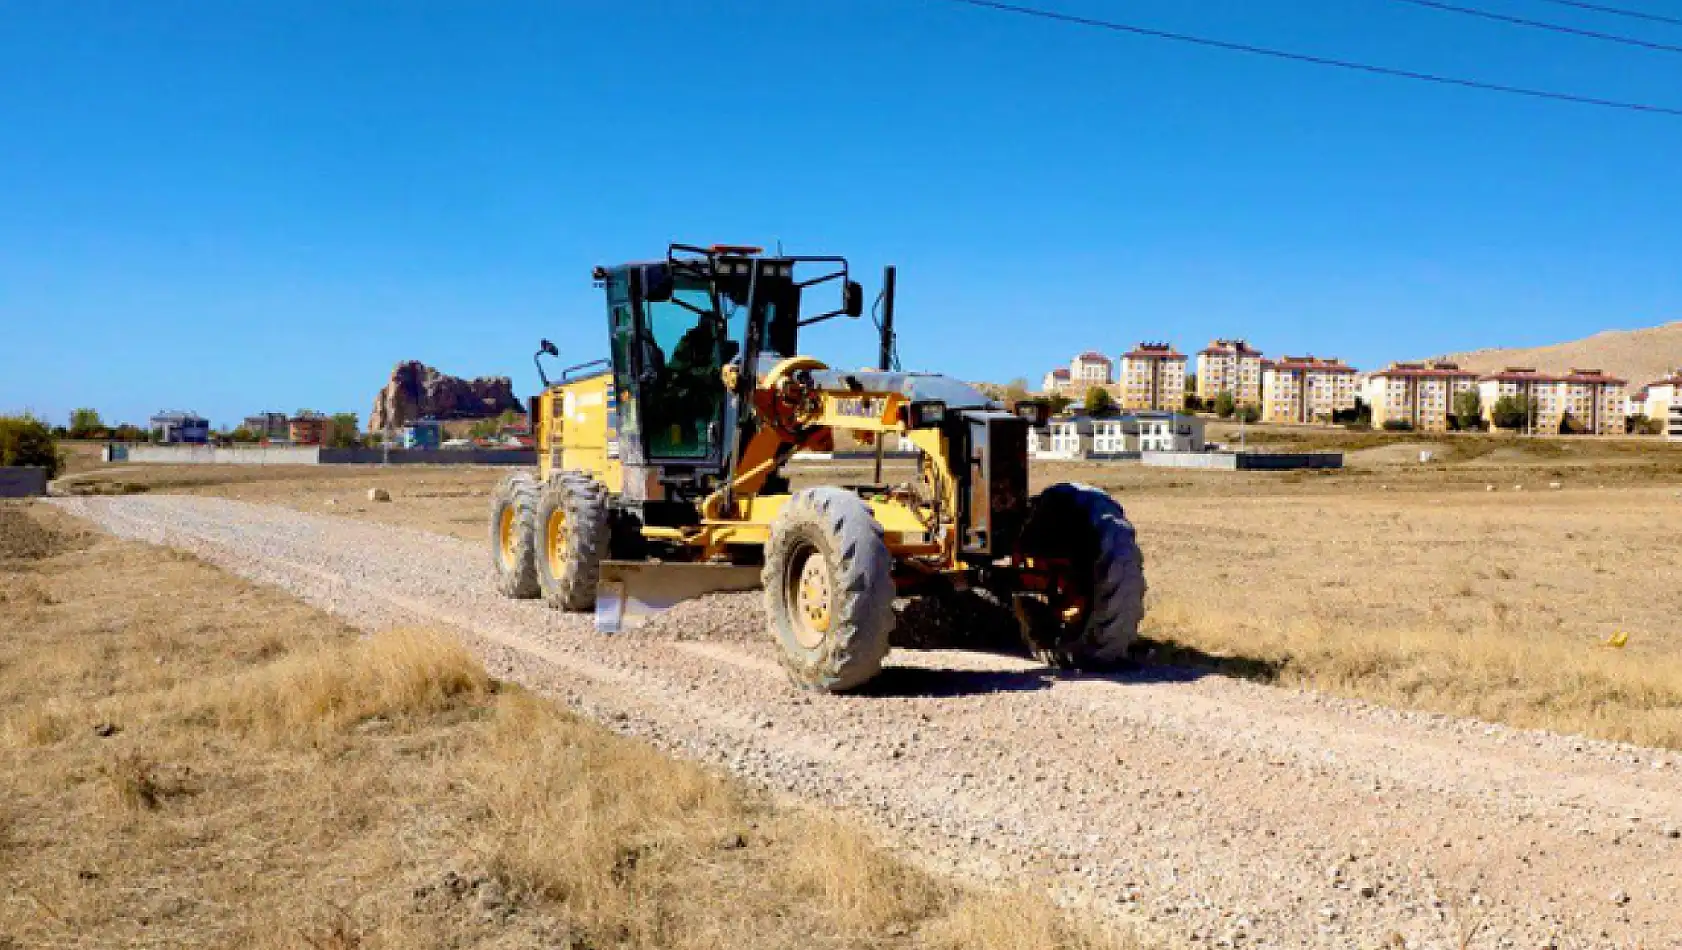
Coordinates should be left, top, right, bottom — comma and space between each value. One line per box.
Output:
1475, 367, 1626, 434
1638, 372, 1682, 423
1261, 356, 1358, 425
1195, 339, 1264, 406
1118, 342, 1187, 412
1070, 351, 1114, 388
1041, 367, 1072, 394
240, 412, 290, 441
1363, 361, 1479, 432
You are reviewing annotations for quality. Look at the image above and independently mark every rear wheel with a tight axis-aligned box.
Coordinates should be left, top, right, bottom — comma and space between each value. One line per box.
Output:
763, 488, 895, 692
535, 474, 610, 611
488, 472, 540, 599
1014, 482, 1146, 669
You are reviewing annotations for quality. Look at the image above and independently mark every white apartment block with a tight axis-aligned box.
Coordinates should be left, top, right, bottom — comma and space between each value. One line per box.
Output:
1041, 367, 1072, 394
1195, 339, 1264, 406
1261, 356, 1358, 425
1070, 351, 1114, 388
1637, 372, 1682, 423
1118, 342, 1187, 412
1363, 361, 1479, 432
1475, 367, 1626, 435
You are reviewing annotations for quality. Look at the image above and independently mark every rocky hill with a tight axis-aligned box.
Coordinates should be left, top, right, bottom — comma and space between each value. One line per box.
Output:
368, 361, 520, 432
1431, 320, 1682, 388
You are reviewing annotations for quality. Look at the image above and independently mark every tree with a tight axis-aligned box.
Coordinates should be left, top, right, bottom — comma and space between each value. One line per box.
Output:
1626, 413, 1664, 435
1047, 394, 1074, 416
68, 407, 106, 440
1083, 387, 1116, 417
1381, 419, 1415, 432
1451, 389, 1483, 431
1213, 391, 1236, 419
1490, 394, 1531, 431
1183, 394, 1204, 413
328, 413, 360, 448
0, 414, 62, 478
1236, 403, 1262, 424
229, 426, 259, 444
1003, 377, 1031, 407
1557, 411, 1587, 435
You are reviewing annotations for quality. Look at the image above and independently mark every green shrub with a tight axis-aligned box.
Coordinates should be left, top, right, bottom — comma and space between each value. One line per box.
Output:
1381, 419, 1415, 432
0, 414, 62, 478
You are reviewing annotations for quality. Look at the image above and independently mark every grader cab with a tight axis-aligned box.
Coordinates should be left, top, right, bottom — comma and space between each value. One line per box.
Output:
490, 244, 1145, 692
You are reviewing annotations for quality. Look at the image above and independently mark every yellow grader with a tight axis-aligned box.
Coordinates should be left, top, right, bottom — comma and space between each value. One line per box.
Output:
490, 244, 1145, 691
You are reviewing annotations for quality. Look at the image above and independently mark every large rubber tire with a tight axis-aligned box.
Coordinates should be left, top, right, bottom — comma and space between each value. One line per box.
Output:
1016, 482, 1146, 669
534, 474, 610, 612
488, 472, 541, 599
762, 487, 895, 692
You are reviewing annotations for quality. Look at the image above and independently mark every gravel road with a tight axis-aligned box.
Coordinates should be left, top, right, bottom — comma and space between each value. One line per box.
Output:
56, 495, 1682, 949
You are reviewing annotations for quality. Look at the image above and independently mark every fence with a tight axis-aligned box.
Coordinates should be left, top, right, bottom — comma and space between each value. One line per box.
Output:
1141, 451, 1343, 470
110, 445, 532, 467
0, 467, 49, 498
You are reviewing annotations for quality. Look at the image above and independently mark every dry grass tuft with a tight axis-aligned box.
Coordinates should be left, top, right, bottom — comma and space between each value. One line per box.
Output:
925, 891, 1132, 950
179, 628, 492, 744
1145, 597, 1682, 749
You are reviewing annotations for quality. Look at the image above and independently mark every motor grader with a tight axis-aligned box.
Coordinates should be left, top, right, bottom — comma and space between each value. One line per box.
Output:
489, 243, 1145, 692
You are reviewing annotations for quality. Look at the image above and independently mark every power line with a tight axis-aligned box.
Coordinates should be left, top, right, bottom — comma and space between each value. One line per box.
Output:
1386, 0, 1682, 54
1527, 0, 1682, 28
934, 0, 1682, 117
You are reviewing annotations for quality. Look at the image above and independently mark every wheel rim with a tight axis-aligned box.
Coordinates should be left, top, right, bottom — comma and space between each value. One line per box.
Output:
786, 543, 832, 650
545, 507, 569, 578
497, 506, 516, 569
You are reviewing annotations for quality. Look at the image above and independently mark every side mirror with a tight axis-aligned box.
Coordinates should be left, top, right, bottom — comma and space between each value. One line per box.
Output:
540, 339, 559, 357
642, 263, 674, 303
843, 281, 864, 318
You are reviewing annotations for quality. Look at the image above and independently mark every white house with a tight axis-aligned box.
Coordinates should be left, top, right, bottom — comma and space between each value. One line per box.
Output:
1030, 419, 1092, 460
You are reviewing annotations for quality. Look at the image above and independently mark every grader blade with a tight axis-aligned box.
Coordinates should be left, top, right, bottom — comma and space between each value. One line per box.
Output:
594, 560, 763, 633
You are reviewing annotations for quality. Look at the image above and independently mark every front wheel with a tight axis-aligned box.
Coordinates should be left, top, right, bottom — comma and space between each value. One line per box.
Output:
1015, 482, 1146, 669
534, 474, 609, 611
762, 488, 895, 692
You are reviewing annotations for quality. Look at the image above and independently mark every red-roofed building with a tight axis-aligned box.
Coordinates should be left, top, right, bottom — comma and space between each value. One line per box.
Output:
1195, 338, 1264, 407
1069, 351, 1114, 388
1363, 361, 1479, 431
1041, 367, 1073, 395
1119, 342, 1186, 411
1475, 367, 1626, 434
1261, 356, 1359, 425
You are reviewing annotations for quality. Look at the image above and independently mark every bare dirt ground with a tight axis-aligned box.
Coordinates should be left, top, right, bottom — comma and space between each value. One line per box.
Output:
52, 493, 1682, 949
0, 502, 1122, 950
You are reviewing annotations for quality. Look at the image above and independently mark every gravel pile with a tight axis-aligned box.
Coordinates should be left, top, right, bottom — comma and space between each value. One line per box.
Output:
56, 495, 1682, 949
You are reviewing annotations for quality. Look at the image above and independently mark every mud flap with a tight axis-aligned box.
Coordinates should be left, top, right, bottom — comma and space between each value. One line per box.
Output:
594, 560, 763, 633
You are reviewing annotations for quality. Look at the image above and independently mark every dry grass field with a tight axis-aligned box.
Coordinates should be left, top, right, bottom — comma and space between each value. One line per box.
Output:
0, 502, 1126, 950
56, 434, 1682, 750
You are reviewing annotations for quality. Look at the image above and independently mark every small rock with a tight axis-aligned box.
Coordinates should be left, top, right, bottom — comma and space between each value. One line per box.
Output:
1485, 484, 1496, 492
1358, 883, 1377, 898
476, 880, 507, 911
367, 487, 391, 502
92, 722, 118, 737
323, 498, 337, 507
1610, 890, 1630, 906
1664, 827, 1680, 840
1512, 485, 1524, 491
1548, 481, 1562, 490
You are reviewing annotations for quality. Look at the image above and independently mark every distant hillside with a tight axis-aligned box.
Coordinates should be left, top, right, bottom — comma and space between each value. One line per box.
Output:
1430, 321, 1682, 388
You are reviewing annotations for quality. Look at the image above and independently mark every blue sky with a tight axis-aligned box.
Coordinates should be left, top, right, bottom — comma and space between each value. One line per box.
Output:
2, 0, 1679, 427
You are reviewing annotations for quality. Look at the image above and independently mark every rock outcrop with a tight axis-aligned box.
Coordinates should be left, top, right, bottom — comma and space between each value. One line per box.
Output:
368, 361, 520, 432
